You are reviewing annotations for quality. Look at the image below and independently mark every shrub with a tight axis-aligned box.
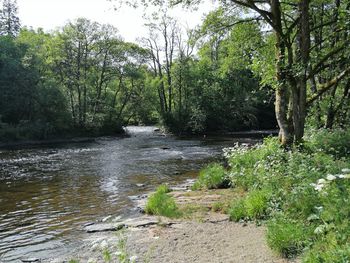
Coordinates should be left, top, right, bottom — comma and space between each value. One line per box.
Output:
145, 185, 180, 218
226, 138, 283, 190
267, 217, 311, 258
192, 163, 229, 190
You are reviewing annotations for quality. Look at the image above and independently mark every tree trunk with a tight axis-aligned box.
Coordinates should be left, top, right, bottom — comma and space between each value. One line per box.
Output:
271, 0, 293, 146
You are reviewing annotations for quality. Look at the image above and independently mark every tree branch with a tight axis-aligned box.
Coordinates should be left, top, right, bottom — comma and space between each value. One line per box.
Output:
307, 66, 350, 106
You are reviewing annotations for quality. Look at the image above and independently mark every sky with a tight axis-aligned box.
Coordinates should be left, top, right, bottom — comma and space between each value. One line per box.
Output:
16, 0, 215, 42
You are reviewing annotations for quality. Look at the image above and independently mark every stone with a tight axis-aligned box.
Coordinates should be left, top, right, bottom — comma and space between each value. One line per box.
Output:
124, 217, 160, 228
85, 223, 125, 233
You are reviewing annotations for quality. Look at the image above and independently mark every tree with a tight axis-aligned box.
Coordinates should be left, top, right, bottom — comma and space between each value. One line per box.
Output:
132, 0, 350, 145
142, 11, 179, 116
51, 18, 151, 132
0, 0, 20, 37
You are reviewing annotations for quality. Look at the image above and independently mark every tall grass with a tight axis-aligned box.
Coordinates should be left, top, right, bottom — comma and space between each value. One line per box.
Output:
145, 185, 180, 218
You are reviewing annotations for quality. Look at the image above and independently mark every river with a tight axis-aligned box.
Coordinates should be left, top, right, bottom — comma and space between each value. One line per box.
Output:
0, 126, 259, 262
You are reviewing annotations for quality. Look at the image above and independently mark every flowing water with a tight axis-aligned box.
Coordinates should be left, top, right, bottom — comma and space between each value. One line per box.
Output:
0, 126, 259, 262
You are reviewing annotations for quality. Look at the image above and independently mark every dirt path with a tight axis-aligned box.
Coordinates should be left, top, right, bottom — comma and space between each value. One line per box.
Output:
127, 218, 294, 263
48, 214, 296, 263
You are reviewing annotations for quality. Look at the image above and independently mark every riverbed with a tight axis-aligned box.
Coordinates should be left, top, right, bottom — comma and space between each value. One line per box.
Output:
0, 126, 259, 262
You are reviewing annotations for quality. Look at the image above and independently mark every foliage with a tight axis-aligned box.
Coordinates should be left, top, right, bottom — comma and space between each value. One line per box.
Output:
145, 185, 180, 218
221, 129, 350, 260
229, 189, 271, 221
0, 32, 71, 141
192, 163, 230, 190
304, 129, 350, 158
0, 18, 157, 141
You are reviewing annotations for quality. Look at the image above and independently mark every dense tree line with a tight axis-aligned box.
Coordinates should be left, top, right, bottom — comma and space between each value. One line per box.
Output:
1, 0, 348, 143
129, 0, 350, 145
0, 1, 157, 140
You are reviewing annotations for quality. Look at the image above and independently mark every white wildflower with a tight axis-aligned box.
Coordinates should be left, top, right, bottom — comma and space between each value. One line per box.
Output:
314, 184, 325, 191
314, 225, 326, 235
317, 178, 326, 184
341, 168, 350, 173
326, 174, 337, 181
315, 206, 323, 211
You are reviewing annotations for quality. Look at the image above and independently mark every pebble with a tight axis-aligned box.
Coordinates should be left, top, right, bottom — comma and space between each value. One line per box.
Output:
130, 255, 138, 262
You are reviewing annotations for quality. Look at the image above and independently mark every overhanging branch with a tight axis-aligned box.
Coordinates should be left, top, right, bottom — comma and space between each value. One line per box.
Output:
307, 66, 350, 107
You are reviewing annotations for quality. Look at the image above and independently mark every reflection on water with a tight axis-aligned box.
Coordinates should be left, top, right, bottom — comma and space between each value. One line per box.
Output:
0, 126, 258, 262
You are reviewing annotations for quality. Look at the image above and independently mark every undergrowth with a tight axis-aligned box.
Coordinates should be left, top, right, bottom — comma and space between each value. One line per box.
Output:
197, 128, 350, 261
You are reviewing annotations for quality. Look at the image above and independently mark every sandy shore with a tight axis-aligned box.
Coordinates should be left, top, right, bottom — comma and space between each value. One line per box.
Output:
44, 185, 299, 263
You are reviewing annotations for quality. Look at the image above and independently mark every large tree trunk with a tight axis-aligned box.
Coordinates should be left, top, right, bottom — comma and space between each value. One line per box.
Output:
271, 0, 293, 146
293, 0, 310, 143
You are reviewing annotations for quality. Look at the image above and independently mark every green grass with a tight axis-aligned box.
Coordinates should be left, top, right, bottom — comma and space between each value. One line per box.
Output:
145, 185, 180, 218
229, 199, 246, 222
229, 189, 271, 221
192, 163, 230, 190
267, 217, 311, 258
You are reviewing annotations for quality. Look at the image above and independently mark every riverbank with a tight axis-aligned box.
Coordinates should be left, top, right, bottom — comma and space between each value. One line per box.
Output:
44, 181, 297, 263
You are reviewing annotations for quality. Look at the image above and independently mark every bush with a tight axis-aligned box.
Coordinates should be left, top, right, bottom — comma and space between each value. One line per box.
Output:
267, 217, 311, 258
145, 185, 180, 218
192, 163, 230, 190
226, 138, 283, 190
